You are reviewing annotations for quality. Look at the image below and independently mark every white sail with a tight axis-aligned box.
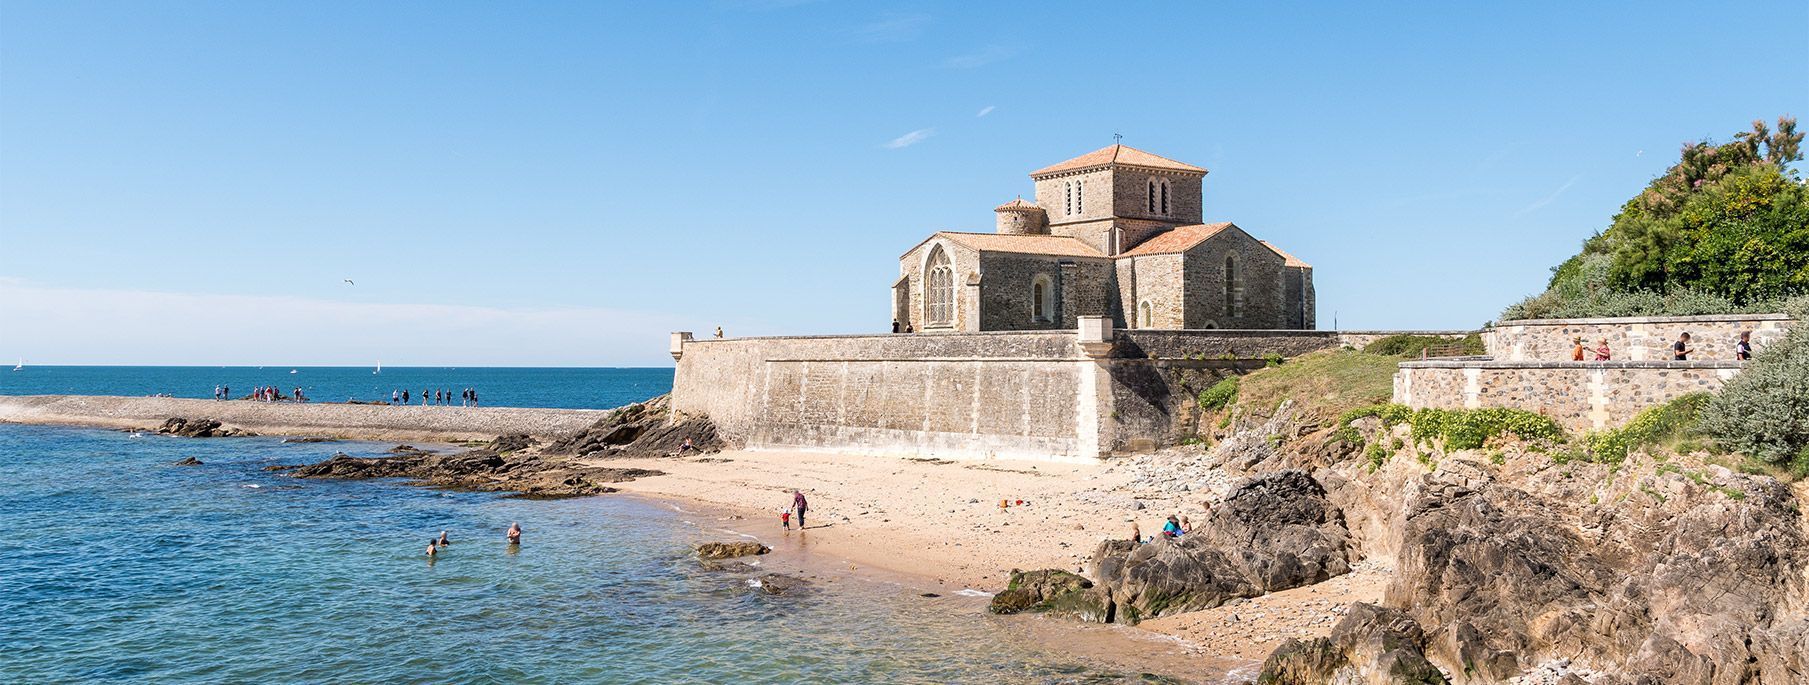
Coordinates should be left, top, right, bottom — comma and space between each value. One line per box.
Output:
374, 360, 382, 375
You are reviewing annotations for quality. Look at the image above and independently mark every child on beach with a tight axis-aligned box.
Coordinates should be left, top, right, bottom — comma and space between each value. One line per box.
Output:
780, 509, 792, 531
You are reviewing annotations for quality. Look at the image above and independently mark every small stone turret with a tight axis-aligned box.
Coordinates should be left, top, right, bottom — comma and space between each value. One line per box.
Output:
994, 197, 1048, 235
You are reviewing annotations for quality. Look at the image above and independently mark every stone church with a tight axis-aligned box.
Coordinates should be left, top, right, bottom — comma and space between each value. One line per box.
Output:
893, 144, 1315, 332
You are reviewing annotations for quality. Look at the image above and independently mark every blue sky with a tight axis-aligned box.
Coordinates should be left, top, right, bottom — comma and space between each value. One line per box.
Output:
2, 1, 1805, 366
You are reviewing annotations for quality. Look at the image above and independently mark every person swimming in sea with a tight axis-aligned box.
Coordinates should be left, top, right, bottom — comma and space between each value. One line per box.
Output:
506, 522, 522, 545
425, 539, 438, 557
437, 530, 450, 547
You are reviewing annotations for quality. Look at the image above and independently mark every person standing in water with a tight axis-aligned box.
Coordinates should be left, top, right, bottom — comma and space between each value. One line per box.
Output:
437, 530, 450, 547
506, 522, 522, 545
791, 489, 809, 530
425, 540, 438, 557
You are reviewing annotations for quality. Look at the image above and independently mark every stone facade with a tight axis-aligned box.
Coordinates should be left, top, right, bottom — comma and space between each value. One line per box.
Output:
1486, 313, 1792, 362
669, 323, 1345, 462
894, 144, 1314, 333
1395, 360, 1744, 432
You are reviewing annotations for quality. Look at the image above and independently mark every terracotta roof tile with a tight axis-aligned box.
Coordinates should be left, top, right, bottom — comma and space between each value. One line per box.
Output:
935, 231, 1106, 258
1260, 241, 1312, 268
1119, 222, 1236, 257
1030, 144, 1207, 177
994, 197, 1041, 211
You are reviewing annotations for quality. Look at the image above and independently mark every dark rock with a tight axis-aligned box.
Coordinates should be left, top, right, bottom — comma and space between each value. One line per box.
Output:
171, 456, 203, 466
487, 434, 537, 453
281, 437, 337, 444
1257, 603, 1447, 684
919, 592, 941, 598
544, 395, 726, 459
1087, 470, 1353, 624
698, 559, 757, 573
287, 447, 660, 499
987, 569, 1095, 615
156, 417, 254, 438
755, 573, 808, 595
262, 464, 303, 472
695, 541, 770, 560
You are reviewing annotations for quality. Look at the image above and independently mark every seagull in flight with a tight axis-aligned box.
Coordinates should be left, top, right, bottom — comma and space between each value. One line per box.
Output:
343, 279, 355, 286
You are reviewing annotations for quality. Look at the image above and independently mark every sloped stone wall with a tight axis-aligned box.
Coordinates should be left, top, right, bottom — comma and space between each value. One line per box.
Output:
1486, 314, 1791, 362
1395, 360, 1744, 432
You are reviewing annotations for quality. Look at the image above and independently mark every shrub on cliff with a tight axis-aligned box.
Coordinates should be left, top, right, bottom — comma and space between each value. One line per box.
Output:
1585, 392, 1712, 466
1197, 376, 1239, 412
1501, 117, 1808, 321
1698, 317, 1809, 473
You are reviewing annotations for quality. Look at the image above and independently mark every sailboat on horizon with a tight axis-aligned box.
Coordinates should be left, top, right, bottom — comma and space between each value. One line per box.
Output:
12, 357, 21, 371
374, 360, 382, 375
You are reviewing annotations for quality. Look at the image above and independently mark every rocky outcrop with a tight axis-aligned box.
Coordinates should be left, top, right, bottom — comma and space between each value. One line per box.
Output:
1385, 459, 1809, 684
1089, 470, 1355, 624
988, 569, 1096, 616
171, 456, 203, 466
289, 443, 661, 498
695, 541, 770, 560
754, 573, 809, 595
545, 395, 723, 459
156, 417, 255, 438
1257, 603, 1448, 684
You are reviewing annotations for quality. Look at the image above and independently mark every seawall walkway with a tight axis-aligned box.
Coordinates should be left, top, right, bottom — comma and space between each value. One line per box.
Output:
0, 395, 608, 442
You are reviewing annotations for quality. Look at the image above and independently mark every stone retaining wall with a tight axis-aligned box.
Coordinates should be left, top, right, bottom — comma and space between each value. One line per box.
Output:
1393, 361, 1744, 432
0, 395, 607, 441
670, 326, 1345, 462
1334, 330, 1477, 351
1486, 314, 1791, 362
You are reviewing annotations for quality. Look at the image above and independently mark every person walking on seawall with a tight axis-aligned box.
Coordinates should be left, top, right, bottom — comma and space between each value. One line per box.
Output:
1570, 337, 1585, 361
392, 389, 400, 405
791, 489, 809, 530
1673, 332, 1693, 361
1594, 339, 1611, 361
891, 320, 901, 334
1736, 331, 1753, 361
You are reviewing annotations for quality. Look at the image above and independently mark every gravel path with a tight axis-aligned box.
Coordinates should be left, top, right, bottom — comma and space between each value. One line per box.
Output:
0, 394, 608, 441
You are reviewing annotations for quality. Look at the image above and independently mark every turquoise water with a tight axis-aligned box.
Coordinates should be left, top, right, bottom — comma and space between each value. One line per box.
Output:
0, 424, 1147, 684
0, 366, 673, 410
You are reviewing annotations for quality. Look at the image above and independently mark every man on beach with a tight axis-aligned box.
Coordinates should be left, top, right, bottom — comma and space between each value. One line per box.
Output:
791, 489, 809, 530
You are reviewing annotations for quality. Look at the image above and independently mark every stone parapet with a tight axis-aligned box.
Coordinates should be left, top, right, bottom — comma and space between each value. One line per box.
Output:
1486, 313, 1791, 362
1394, 360, 1745, 432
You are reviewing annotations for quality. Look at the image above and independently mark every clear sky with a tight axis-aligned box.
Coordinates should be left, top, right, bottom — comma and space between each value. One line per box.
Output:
2, 1, 1805, 366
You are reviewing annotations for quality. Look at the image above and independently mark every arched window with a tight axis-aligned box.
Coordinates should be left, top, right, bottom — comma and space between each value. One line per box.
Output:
926, 246, 955, 326
1223, 253, 1241, 318
1146, 180, 1157, 212
1064, 182, 1073, 215
1031, 274, 1052, 323
1075, 180, 1083, 213
1160, 180, 1170, 215
1137, 300, 1154, 329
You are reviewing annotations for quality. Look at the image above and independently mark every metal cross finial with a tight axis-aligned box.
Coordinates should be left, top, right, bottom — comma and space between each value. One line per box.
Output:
1113, 133, 1123, 144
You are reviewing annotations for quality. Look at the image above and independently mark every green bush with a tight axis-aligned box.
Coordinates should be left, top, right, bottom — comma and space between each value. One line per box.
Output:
1407, 407, 1565, 450
1361, 333, 1486, 357
1584, 392, 1712, 466
1197, 376, 1239, 412
1699, 318, 1809, 466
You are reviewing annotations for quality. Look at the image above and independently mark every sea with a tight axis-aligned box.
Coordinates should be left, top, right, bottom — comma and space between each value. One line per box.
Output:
0, 369, 1191, 684
0, 366, 675, 410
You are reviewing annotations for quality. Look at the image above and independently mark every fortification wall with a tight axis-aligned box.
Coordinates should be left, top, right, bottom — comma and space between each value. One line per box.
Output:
1394, 360, 1744, 432
670, 328, 1347, 462
1334, 330, 1477, 351
1486, 314, 1791, 362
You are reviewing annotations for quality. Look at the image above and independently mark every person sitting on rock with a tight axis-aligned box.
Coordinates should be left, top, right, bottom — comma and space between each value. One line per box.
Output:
1161, 515, 1183, 539
1179, 515, 1192, 534
1129, 521, 1143, 544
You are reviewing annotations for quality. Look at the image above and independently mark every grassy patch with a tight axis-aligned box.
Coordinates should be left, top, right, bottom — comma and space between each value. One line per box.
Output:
1584, 393, 1711, 467
1196, 376, 1239, 412
1361, 333, 1485, 357
1236, 349, 1398, 423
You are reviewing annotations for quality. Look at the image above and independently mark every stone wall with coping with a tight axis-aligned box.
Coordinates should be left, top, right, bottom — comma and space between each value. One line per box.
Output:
670, 328, 1348, 463
1394, 360, 1745, 432
1485, 314, 1792, 362
1333, 330, 1479, 351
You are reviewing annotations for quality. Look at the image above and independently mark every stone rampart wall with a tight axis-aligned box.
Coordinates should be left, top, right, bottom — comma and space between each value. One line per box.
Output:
671, 328, 1350, 462
1394, 360, 1744, 432
1333, 330, 1478, 351
1486, 314, 1791, 362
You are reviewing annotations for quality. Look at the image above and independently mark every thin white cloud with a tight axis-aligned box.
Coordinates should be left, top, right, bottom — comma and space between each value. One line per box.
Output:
884, 128, 935, 149
976, 105, 996, 118
851, 13, 930, 43
943, 45, 1018, 69
0, 282, 691, 366
1516, 175, 1582, 215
